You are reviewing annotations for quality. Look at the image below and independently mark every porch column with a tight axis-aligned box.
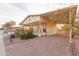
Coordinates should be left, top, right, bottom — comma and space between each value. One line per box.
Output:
69, 11, 76, 56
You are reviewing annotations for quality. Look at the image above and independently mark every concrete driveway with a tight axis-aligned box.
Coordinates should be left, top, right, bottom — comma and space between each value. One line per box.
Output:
4, 34, 79, 56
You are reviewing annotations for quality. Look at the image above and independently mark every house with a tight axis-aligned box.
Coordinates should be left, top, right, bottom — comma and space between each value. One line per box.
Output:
20, 5, 77, 37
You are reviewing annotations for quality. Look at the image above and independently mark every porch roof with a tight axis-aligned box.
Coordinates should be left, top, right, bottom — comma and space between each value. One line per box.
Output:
20, 5, 77, 25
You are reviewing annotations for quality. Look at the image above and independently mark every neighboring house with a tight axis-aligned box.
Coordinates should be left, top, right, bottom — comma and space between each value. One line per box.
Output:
20, 5, 77, 37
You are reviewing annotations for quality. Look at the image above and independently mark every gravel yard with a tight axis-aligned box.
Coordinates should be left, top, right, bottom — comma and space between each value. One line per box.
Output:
4, 34, 79, 56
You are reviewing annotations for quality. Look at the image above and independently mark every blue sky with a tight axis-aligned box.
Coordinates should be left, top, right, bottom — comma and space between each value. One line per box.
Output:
0, 3, 78, 26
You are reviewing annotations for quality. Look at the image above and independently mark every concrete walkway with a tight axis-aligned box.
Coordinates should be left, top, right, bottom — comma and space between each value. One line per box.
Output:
4, 34, 79, 56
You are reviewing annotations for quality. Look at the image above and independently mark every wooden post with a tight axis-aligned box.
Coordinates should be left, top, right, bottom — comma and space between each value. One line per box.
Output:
69, 11, 72, 44
69, 11, 76, 56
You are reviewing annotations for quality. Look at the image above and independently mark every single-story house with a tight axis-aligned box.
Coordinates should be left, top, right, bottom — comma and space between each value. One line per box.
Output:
20, 5, 77, 37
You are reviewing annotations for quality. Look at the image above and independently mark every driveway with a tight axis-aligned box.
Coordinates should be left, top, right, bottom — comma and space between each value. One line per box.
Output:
4, 34, 79, 56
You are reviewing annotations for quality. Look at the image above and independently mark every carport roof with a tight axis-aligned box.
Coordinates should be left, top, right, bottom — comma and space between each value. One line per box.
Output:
40, 5, 77, 24
20, 5, 77, 25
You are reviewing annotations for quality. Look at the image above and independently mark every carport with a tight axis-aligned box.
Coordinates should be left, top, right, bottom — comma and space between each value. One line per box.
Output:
40, 5, 77, 55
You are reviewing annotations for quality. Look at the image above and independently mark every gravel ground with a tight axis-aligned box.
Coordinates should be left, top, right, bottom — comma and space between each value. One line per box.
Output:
4, 34, 79, 56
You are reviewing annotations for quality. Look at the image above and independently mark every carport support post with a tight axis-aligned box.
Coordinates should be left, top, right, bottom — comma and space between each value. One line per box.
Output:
38, 22, 41, 37
69, 11, 76, 56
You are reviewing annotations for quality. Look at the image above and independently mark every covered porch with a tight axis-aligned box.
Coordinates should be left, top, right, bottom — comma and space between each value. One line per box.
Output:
40, 5, 77, 36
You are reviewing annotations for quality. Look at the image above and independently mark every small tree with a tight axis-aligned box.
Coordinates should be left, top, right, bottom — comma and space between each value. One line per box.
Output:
2, 21, 16, 30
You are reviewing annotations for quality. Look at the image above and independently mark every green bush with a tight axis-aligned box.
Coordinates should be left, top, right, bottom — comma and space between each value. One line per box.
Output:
20, 30, 36, 40
20, 32, 27, 39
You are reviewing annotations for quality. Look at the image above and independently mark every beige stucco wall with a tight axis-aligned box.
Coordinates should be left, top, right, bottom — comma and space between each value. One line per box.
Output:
40, 17, 57, 35
46, 22, 57, 35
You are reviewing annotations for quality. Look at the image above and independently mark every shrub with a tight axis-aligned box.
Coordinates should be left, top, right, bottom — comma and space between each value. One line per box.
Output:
20, 30, 36, 40
20, 32, 28, 39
